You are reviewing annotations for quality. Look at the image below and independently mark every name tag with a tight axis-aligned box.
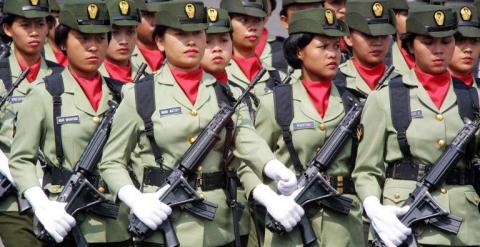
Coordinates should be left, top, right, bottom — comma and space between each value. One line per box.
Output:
56, 115, 80, 124
159, 107, 182, 117
293, 121, 315, 130
411, 110, 423, 119
9, 96, 25, 104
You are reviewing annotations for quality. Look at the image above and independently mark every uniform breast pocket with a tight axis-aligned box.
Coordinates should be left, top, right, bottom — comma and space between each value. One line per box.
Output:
465, 191, 480, 209
382, 179, 416, 206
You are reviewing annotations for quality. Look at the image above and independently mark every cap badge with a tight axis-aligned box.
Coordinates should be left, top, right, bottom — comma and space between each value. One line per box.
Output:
207, 8, 218, 22
87, 4, 99, 20
119, 0, 130, 16
372, 2, 384, 18
325, 9, 335, 25
30, 0, 39, 6
460, 6, 472, 21
185, 3, 195, 19
434, 10, 445, 26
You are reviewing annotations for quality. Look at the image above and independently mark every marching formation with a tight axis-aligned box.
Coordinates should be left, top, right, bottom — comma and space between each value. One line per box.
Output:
0, 0, 479, 247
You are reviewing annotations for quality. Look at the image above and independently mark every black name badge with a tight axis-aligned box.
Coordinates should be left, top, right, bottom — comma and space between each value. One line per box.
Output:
56, 115, 80, 124
293, 121, 315, 130
411, 110, 423, 119
159, 107, 182, 117
9, 96, 25, 104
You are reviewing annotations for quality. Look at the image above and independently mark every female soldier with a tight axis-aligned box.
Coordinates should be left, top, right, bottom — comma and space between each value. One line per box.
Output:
447, 2, 480, 87
100, 0, 140, 83
0, 0, 62, 246
44, 0, 67, 67
353, 5, 480, 247
255, 7, 365, 247
9, 1, 131, 246
98, 1, 303, 246
339, 0, 396, 98
201, 7, 232, 84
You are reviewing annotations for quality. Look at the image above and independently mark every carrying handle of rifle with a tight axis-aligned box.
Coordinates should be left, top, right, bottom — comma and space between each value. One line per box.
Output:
132, 63, 148, 83
232, 68, 267, 109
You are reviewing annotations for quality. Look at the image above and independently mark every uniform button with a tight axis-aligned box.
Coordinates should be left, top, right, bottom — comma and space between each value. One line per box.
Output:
188, 136, 196, 144
435, 114, 444, 121
92, 116, 101, 123
197, 165, 203, 172
318, 123, 326, 131
437, 139, 446, 148
441, 188, 448, 194
98, 186, 105, 193
191, 110, 198, 117
394, 192, 400, 199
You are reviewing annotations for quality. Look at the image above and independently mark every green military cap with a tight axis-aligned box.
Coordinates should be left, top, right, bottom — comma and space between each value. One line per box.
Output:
60, 0, 111, 34
3, 0, 50, 18
139, 0, 171, 12
154, 1, 207, 32
446, 2, 480, 38
220, 0, 267, 18
389, 0, 408, 11
106, 0, 140, 26
346, 0, 395, 36
48, 0, 60, 13
282, 0, 324, 8
408, 0, 445, 9
289, 7, 349, 37
206, 7, 231, 34
406, 5, 457, 38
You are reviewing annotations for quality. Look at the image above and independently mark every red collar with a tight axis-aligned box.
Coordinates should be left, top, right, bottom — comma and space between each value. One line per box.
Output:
352, 59, 386, 90
451, 72, 474, 87
400, 47, 416, 69
302, 79, 332, 118
69, 68, 103, 111
53, 49, 68, 67
138, 45, 164, 72
170, 67, 203, 105
211, 70, 228, 84
414, 66, 451, 109
18, 58, 42, 83
254, 28, 269, 58
104, 59, 132, 84
233, 55, 262, 81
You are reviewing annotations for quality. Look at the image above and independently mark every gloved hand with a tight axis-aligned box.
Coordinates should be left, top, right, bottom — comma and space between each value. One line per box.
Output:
24, 186, 76, 243
363, 196, 412, 247
263, 159, 297, 195
118, 184, 172, 230
0, 150, 15, 186
253, 184, 304, 232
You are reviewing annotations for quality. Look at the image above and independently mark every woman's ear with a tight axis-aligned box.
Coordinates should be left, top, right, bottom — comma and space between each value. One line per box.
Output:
407, 39, 414, 54
2, 24, 12, 38
343, 35, 353, 47
155, 35, 165, 53
296, 48, 303, 61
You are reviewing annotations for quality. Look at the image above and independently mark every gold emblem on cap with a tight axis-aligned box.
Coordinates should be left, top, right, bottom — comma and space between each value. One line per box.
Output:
325, 9, 335, 25
372, 2, 384, 18
460, 6, 472, 21
87, 4, 99, 20
185, 3, 195, 19
434, 10, 445, 26
30, 0, 39, 6
207, 8, 218, 22
119, 0, 130, 16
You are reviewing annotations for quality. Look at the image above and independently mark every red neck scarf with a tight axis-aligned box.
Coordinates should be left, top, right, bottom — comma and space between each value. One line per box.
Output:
414, 66, 451, 109
138, 45, 164, 72
451, 72, 474, 87
18, 58, 42, 83
53, 49, 68, 67
340, 39, 348, 52
400, 47, 416, 69
302, 79, 332, 118
254, 28, 269, 58
352, 59, 386, 90
69, 68, 103, 111
233, 55, 262, 81
211, 70, 228, 84
104, 59, 132, 84
171, 67, 203, 105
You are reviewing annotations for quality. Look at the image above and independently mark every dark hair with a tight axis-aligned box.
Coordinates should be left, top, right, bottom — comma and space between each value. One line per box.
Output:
55, 24, 111, 55
400, 32, 416, 55
283, 32, 315, 69
152, 25, 168, 41
0, 14, 18, 42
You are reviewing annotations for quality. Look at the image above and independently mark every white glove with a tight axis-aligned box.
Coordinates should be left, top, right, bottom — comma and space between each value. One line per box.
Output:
253, 184, 304, 232
24, 186, 76, 243
263, 159, 297, 195
0, 150, 15, 187
118, 184, 172, 230
363, 196, 412, 247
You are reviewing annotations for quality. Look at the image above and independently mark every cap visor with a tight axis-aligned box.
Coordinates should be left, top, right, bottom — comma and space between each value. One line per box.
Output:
429, 29, 457, 38
207, 26, 231, 34
77, 25, 112, 34
176, 23, 208, 32
457, 26, 480, 38
112, 20, 139, 27
245, 8, 267, 18
23, 12, 50, 19
368, 24, 396, 36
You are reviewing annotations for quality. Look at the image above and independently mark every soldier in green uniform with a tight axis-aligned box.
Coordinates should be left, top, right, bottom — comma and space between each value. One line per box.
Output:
353, 4, 480, 247
447, 2, 480, 87
338, 0, 396, 98
100, 0, 140, 83
324, 0, 346, 20
44, 0, 66, 67
279, 0, 323, 30
255, 7, 366, 247
0, 0, 63, 245
9, 0, 132, 245
98, 1, 303, 246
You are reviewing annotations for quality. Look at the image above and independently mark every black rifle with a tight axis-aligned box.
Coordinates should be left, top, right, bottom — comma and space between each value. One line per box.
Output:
371, 118, 480, 247
0, 37, 10, 60
128, 69, 268, 247
0, 69, 29, 108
